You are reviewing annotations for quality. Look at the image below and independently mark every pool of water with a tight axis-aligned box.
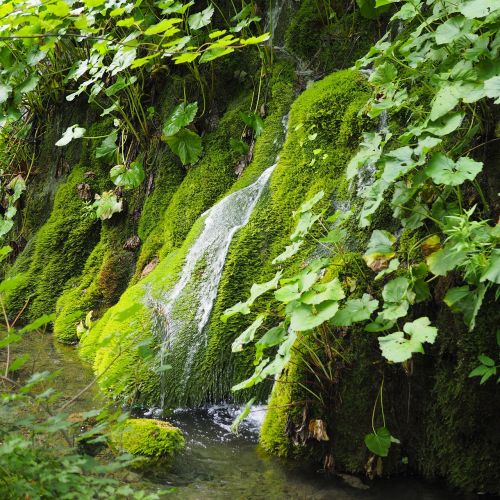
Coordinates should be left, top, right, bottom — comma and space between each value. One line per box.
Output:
11, 333, 465, 499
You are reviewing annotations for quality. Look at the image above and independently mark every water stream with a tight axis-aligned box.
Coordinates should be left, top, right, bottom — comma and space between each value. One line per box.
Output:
152, 164, 277, 406
8, 330, 463, 499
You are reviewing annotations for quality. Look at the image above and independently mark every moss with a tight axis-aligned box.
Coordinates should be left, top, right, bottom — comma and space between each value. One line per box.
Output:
284, 0, 383, 74
111, 418, 184, 458
5, 167, 101, 322
202, 69, 370, 404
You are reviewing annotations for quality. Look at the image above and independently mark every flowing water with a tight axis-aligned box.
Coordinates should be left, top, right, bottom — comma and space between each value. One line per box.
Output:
153, 164, 277, 406
7, 331, 469, 499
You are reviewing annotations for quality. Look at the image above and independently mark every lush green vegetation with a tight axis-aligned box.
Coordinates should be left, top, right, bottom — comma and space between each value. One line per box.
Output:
1, 0, 499, 496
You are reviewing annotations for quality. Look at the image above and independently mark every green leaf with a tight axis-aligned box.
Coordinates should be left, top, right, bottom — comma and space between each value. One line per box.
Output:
480, 249, 500, 284
272, 241, 303, 264
484, 76, 500, 104
331, 294, 379, 326
427, 245, 467, 276
404, 316, 438, 344
248, 271, 282, 305
375, 258, 400, 281
294, 191, 324, 215
110, 161, 145, 189
95, 130, 118, 159
188, 4, 214, 30
20, 314, 56, 333
162, 102, 198, 137
230, 397, 256, 434
232, 315, 265, 352
274, 283, 302, 303
287, 300, 339, 332
221, 301, 251, 322
435, 16, 466, 45
363, 230, 396, 271
365, 427, 391, 457
290, 211, 321, 242
92, 191, 123, 220
165, 128, 202, 165
430, 85, 461, 121
347, 132, 385, 180
0, 275, 25, 294
382, 277, 409, 303
230, 138, 249, 155
425, 153, 482, 186
369, 62, 397, 85
458, 0, 498, 19
378, 317, 437, 363
144, 18, 182, 36
0, 83, 12, 104
239, 111, 264, 137
478, 354, 495, 367
8, 353, 30, 372
300, 278, 345, 305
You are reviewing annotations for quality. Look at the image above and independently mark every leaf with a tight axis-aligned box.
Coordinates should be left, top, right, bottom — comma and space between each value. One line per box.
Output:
378, 317, 437, 362
239, 111, 264, 137
427, 245, 467, 276
272, 241, 303, 264
363, 230, 396, 271
425, 153, 482, 186
331, 294, 379, 326
478, 354, 495, 367
144, 18, 182, 36
365, 427, 391, 457
165, 128, 202, 165
255, 324, 287, 360
382, 277, 409, 303
287, 300, 339, 332
484, 76, 500, 104
162, 102, 198, 137
430, 85, 461, 121
435, 16, 466, 45
458, 0, 498, 19
9, 353, 30, 372
248, 271, 282, 305
403, 316, 438, 345
294, 191, 324, 215
378, 331, 416, 362
444, 284, 486, 331
0, 275, 25, 294
369, 62, 397, 85
290, 211, 321, 242
232, 315, 265, 352
93, 191, 123, 220
95, 130, 118, 158
230, 138, 249, 155
300, 278, 345, 305
274, 283, 301, 303
221, 301, 251, 322
188, 4, 214, 30
230, 398, 255, 434
480, 249, 500, 284
20, 314, 56, 333
375, 258, 400, 281
55, 124, 86, 147
0, 83, 12, 104
110, 161, 145, 189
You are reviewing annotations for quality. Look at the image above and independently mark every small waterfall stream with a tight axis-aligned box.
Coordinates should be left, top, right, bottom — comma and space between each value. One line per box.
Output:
152, 164, 278, 407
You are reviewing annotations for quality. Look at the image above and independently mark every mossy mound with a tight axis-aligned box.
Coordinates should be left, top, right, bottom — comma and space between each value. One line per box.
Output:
111, 418, 184, 458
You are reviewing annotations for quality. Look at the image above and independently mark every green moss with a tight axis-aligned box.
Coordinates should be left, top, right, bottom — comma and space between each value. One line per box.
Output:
202, 69, 370, 404
111, 418, 184, 458
285, 0, 382, 74
5, 167, 101, 321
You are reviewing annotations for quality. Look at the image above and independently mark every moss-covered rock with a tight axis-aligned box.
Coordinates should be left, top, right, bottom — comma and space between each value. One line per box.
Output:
111, 418, 184, 458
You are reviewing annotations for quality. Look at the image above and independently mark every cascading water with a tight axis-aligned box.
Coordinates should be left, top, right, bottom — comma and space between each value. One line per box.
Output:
151, 164, 279, 407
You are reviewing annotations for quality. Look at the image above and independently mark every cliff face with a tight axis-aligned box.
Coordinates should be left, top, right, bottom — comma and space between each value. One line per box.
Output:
2, 0, 499, 495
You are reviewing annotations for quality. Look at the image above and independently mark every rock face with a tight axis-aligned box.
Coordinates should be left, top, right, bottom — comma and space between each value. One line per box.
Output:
2, 0, 500, 495
111, 418, 184, 458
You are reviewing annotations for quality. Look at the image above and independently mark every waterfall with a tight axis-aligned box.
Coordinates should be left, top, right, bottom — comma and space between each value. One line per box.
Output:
152, 164, 277, 407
